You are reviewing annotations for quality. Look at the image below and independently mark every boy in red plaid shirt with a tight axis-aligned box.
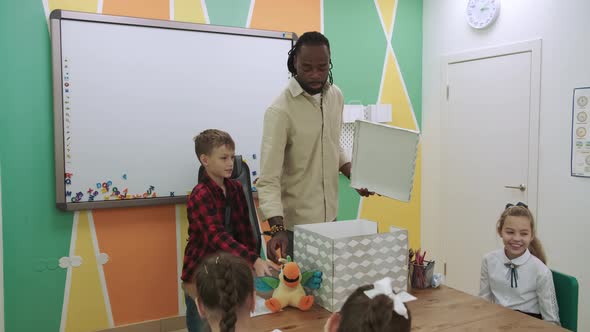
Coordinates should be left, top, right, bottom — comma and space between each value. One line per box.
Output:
181, 129, 276, 331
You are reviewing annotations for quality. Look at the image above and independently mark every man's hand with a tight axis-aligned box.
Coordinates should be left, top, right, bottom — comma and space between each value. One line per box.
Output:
339, 162, 375, 197
254, 257, 278, 277
339, 162, 353, 179
266, 230, 288, 264
355, 188, 375, 197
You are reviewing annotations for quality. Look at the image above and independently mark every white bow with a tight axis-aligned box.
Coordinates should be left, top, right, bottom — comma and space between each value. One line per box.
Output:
363, 277, 409, 319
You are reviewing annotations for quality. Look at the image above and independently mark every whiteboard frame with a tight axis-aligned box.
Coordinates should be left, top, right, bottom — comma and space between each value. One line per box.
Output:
50, 10, 295, 211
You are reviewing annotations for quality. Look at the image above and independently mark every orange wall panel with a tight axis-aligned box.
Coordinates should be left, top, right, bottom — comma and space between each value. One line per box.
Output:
102, 0, 169, 20
93, 206, 178, 325
250, 0, 321, 36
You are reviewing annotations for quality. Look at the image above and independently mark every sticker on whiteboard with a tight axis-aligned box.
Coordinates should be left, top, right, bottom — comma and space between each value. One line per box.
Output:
71, 192, 83, 202
147, 185, 155, 194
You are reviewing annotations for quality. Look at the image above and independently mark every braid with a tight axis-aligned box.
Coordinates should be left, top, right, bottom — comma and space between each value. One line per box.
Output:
195, 253, 254, 332
287, 31, 334, 85
217, 260, 238, 332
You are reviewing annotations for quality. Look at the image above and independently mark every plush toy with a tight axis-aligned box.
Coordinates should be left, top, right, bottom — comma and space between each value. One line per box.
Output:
255, 257, 322, 313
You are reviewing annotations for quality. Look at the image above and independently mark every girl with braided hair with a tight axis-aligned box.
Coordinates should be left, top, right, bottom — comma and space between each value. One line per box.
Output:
194, 252, 256, 332
323, 277, 411, 332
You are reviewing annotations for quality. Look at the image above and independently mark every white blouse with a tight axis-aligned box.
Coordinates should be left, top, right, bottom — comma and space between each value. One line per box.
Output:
479, 249, 560, 325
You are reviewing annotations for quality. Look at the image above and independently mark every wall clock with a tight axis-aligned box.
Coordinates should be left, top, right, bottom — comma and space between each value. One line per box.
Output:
466, 0, 501, 29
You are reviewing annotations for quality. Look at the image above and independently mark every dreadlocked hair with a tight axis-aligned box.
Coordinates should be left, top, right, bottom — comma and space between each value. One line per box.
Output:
337, 284, 411, 332
195, 253, 254, 332
287, 31, 334, 85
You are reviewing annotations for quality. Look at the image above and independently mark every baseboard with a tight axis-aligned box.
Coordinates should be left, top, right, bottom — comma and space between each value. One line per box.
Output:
96, 315, 186, 332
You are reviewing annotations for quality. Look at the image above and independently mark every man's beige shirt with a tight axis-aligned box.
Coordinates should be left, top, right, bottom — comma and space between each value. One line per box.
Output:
257, 78, 349, 230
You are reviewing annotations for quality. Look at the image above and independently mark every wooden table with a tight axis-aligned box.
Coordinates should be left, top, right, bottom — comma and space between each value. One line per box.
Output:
251, 286, 568, 331
407, 286, 567, 331
251, 304, 330, 331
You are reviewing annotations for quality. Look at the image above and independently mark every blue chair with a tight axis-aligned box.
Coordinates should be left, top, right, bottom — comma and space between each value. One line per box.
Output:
552, 270, 579, 331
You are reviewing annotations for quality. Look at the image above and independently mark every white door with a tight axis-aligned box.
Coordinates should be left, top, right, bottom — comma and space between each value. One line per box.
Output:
441, 41, 541, 295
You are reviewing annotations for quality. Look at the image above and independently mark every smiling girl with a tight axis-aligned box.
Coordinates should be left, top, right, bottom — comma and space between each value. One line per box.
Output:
478, 202, 560, 325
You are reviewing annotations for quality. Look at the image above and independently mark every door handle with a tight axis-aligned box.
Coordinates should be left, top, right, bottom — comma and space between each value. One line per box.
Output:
504, 184, 526, 192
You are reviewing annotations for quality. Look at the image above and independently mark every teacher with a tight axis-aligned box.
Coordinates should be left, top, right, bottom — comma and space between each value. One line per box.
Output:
257, 31, 371, 263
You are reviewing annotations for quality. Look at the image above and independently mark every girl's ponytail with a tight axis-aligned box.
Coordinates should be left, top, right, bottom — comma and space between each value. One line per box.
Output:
528, 237, 547, 264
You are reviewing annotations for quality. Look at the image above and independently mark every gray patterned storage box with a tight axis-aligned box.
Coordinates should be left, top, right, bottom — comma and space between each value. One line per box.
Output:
294, 219, 408, 312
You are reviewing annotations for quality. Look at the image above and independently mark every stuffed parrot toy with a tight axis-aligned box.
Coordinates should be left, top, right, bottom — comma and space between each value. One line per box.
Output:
254, 256, 322, 312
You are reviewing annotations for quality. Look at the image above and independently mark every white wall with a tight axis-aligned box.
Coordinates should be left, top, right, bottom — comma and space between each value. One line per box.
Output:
422, 1, 590, 330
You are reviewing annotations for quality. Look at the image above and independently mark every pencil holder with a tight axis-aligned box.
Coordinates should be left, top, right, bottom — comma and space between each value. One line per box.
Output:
410, 261, 435, 289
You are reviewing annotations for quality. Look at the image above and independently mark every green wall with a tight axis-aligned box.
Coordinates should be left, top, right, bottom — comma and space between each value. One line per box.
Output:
392, 0, 423, 126
330, 0, 423, 220
324, 0, 387, 106
1, 1, 73, 331
205, 0, 251, 27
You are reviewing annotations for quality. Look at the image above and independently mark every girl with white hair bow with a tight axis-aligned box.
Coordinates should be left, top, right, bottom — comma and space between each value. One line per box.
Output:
324, 277, 411, 332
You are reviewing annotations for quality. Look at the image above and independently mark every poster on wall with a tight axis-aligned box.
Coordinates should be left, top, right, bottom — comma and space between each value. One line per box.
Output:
572, 87, 590, 177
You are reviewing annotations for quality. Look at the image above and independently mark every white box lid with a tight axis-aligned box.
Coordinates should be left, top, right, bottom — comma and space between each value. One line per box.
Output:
295, 219, 378, 239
